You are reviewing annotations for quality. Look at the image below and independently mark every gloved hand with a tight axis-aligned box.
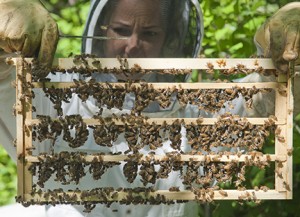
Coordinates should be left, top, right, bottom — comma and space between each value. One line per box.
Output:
254, 2, 300, 73
0, 0, 59, 67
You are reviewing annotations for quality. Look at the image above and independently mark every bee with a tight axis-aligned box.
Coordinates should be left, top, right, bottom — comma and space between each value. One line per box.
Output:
69, 193, 78, 202
124, 149, 132, 154
43, 191, 50, 200
212, 156, 220, 162
287, 148, 293, 156
12, 139, 17, 147
275, 168, 283, 179
237, 151, 243, 157
169, 187, 180, 192
92, 60, 101, 70
206, 62, 214, 74
237, 173, 246, 182
10, 79, 18, 89
25, 146, 36, 154
251, 191, 257, 201
12, 103, 18, 116
275, 127, 282, 136
218, 189, 228, 197
260, 186, 269, 192
73, 56, 82, 66
269, 115, 278, 122
131, 64, 144, 76
277, 161, 284, 168
225, 88, 234, 95
15, 195, 23, 203
83, 203, 96, 213
216, 59, 226, 68
196, 117, 204, 125
283, 181, 291, 191
123, 58, 129, 69
123, 161, 138, 183
277, 136, 286, 143
238, 192, 249, 201
237, 186, 246, 191
111, 191, 118, 200
277, 86, 287, 97
6, 57, 15, 65
18, 153, 25, 163
224, 67, 236, 75
236, 64, 247, 73
116, 187, 124, 192
266, 154, 272, 162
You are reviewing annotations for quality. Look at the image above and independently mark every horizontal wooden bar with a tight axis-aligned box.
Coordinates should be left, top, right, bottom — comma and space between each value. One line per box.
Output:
24, 189, 287, 202
9, 58, 276, 70
57, 58, 276, 70
32, 82, 282, 89
25, 154, 286, 163
25, 117, 286, 126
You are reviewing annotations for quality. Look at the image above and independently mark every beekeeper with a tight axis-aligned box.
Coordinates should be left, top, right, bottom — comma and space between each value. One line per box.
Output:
0, 1, 299, 217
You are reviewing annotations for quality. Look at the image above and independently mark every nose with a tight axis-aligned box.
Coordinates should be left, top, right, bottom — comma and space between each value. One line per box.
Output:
125, 34, 141, 57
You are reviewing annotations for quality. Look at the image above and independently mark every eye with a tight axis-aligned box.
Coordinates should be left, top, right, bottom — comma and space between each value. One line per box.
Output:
143, 31, 158, 37
112, 27, 131, 37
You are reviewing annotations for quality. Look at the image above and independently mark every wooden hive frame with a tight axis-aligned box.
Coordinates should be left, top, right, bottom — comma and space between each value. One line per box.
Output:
12, 57, 293, 209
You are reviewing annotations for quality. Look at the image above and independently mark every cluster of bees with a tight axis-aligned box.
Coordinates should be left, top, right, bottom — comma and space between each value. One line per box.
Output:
16, 58, 283, 212
28, 152, 120, 187
27, 55, 275, 82
206, 60, 275, 76
28, 150, 273, 190
29, 55, 193, 81
33, 115, 89, 148
20, 56, 272, 116
32, 113, 276, 154
178, 86, 271, 112
17, 186, 175, 213
25, 149, 274, 211
186, 114, 276, 152
40, 79, 272, 115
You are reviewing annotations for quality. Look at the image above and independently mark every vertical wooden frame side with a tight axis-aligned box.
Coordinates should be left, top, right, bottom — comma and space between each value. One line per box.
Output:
24, 62, 33, 200
274, 74, 289, 195
16, 59, 25, 199
285, 70, 294, 199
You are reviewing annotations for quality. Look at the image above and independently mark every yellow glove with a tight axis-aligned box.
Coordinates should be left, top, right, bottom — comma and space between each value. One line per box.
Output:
0, 0, 58, 67
255, 2, 300, 73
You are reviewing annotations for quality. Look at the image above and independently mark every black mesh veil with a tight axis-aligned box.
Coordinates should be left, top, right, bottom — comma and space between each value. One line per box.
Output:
82, 0, 204, 58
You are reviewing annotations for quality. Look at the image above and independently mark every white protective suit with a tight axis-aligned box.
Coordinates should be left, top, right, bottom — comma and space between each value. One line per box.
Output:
0, 0, 298, 217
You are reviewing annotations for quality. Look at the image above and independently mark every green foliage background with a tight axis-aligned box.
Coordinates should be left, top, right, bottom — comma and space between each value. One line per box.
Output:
0, 148, 16, 206
0, 0, 299, 216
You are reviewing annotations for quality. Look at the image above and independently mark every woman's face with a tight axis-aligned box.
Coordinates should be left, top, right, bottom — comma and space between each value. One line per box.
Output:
104, 0, 166, 58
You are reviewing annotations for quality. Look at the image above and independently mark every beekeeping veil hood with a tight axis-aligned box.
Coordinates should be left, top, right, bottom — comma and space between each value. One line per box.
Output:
81, 0, 204, 58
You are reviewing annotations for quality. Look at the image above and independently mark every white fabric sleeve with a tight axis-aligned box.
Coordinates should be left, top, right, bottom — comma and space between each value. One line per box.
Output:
0, 51, 17, 161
